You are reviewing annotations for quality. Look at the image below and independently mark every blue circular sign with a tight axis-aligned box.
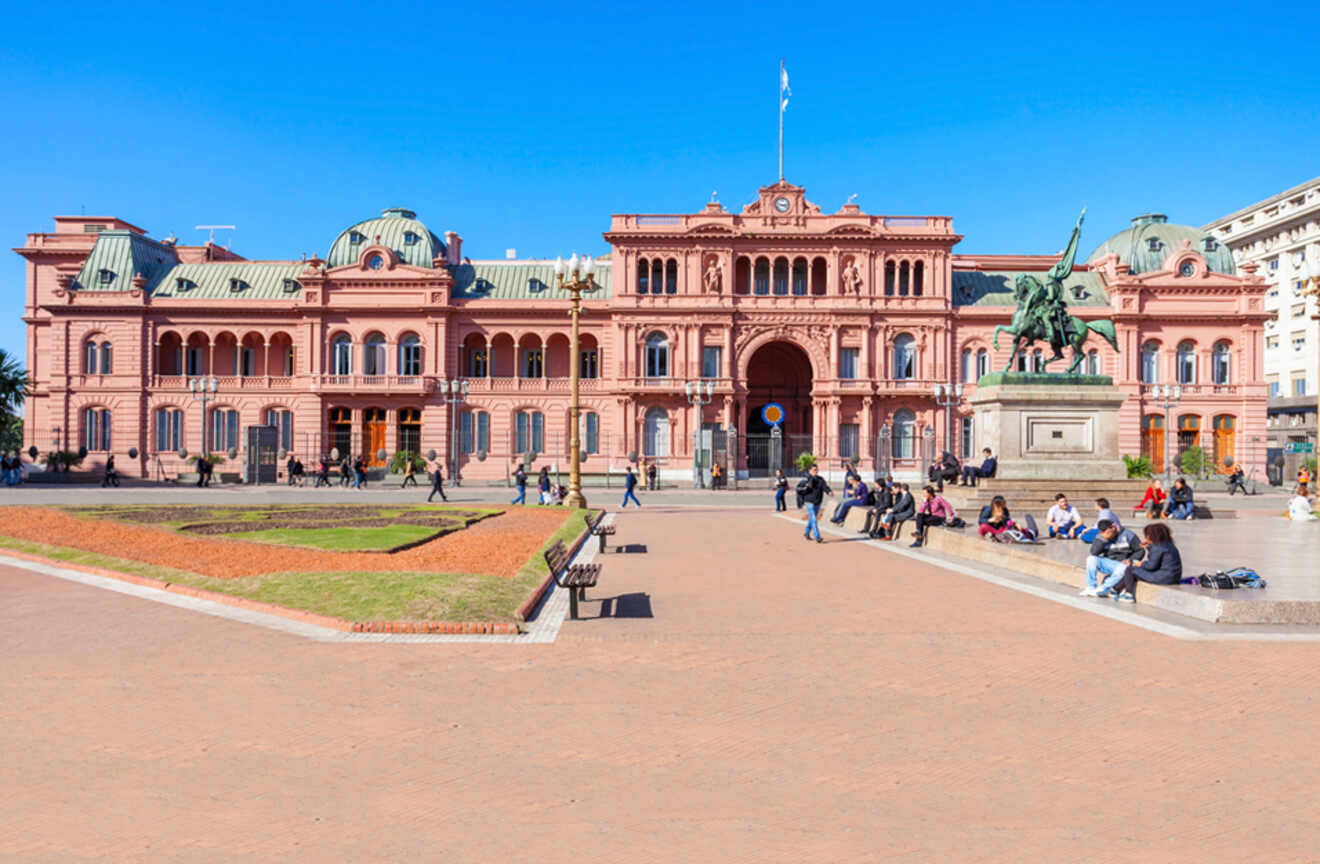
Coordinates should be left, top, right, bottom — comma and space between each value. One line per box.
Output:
761, 403, 785, 427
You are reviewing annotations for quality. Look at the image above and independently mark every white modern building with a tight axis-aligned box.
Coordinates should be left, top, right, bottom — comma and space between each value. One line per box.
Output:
1205, 176, 1320, 480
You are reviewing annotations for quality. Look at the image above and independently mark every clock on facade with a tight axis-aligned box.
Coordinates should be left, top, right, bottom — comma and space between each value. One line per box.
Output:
773, 196, 791, 213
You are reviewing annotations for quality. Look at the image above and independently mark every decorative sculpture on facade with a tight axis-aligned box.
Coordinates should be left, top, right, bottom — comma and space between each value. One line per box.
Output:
992, 209, 1120, 375
703, 256, 723, 294
840, 257, 862, 295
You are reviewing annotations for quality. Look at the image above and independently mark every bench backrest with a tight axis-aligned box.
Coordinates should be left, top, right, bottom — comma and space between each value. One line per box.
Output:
585, 509, 604, 531
544, 539, 570, 574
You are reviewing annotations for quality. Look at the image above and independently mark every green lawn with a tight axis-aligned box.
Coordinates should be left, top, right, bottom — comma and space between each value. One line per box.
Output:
0, 508, 594, 623
238, 524, 442, 551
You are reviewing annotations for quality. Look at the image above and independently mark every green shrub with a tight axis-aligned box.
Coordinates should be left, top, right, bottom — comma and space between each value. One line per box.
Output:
44, 449, 85, 469
1122, 454, 1154, 479
388, 450, 420, 474
795, 452, 816, 472
1179, 446, 1206, 478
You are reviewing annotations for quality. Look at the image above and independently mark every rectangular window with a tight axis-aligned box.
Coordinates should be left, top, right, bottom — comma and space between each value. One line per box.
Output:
584, 412, 599, 454
477, 411, 489, 453
461, 411, 474, 454
1293, 304, 1307, 317
265, 409, 292, 452
186, 347, 203, 376
531, 411, 544, 453
1295, 377, 1308, 397
1266, 336, 1279, 349
1269, 258, 1279, 271
467, 348, 487, 378
211, 409, 239, 453
1293, 332, 1306, 352
838, 423, 859, 459
701, 346, 722, 379
515, 412, 528, 454
85, 408, 111, 451
240, 347, 254, 377
1267, 375, 1280, 398
1295, 281, 1304, 297
522, 349, 543, 378
839, 347, 859, 379
580, 349, 598, 379
960, 416, 975, 460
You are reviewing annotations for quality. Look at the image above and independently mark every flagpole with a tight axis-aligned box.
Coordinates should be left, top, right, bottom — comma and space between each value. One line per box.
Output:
778, 58, 784, 181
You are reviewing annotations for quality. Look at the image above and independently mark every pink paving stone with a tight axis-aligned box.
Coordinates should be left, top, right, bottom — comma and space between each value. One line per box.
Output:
1, 507, 1318, 862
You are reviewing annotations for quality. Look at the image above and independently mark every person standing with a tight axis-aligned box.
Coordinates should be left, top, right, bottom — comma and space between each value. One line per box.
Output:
711, 462, 723, 490
646, 461, 658, 491
622, 466, 642, 508
773, 468, 788, 512
101, 454, 119, 488
286, 454, 297, 486
338, 454, 352, 487
800, 464, 833, 543
196, 454, 207, 488
315, 455, 330, 488
511, 462, 528, 505
538, 466, 551, 504
401, 455, 418, 488
427, 457, 448, 502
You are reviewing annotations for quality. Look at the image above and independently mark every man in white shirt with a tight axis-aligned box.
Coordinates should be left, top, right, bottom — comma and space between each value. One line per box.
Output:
1046, 493, 1085, 539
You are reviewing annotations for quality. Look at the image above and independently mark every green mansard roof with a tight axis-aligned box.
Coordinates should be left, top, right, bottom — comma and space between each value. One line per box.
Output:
326, 207, 446, 269
952, 269, 1111, 308
450, 260, 613, 300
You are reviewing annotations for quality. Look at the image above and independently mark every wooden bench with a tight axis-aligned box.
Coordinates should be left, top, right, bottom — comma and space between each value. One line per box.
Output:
587, 510, 615, 552
543, 539, 602, 620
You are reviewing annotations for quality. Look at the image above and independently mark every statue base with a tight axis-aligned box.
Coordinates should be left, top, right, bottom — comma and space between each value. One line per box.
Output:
969, 374, 1127, 481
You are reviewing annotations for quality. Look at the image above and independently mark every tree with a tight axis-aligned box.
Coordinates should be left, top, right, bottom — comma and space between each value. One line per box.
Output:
0, 349, 29, 417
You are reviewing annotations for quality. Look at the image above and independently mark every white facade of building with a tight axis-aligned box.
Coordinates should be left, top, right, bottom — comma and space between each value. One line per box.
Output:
1204, 176, 1320, 399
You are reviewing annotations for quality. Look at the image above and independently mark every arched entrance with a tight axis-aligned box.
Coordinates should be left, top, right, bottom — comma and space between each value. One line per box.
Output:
745, 341, 813, 476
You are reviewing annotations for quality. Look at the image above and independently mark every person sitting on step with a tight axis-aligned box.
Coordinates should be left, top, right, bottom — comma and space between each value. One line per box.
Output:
959, 448, 996, 487
1135, 479, 1166, 519
876, 483, 915, 540
1162, 477, 1195, 520
911, 485, 956, 547
831, 476, 869, 524
1078, 518, 1144, 596
977, 495, 1014, 539
861, 479, 895, 536
1046, 493, 1085, 539
1102, 522, 1183, 603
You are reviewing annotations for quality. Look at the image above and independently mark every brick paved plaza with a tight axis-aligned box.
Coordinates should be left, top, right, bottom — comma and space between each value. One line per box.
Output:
3, 503, 1319, 862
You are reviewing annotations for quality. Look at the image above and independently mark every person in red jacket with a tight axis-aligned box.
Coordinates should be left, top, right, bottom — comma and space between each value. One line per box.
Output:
1135, 478, 1166, 519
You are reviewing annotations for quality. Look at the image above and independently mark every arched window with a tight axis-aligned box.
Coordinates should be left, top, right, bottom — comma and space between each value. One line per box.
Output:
643, 406, 670, 457
913, 260, 924, 296
398, 334, 422, 376
665, 259, 678, 294
891, 409, 916, 459
772, 258, 789, 295
976, 349, 990, 379
899, 261, 911, 296
652, 259, 663, 297
1212, 340, 1231, 385
1016, 350, 1028, 372
460, 410, 490, 454
100, 342, 113, 374
735, 257, 750, 294
645, 332, 669, 378
84, 341, 99, 374
515, 410, 544, 455
265, 407, 293, 452
1031, 348, 1044, 373
154, 407, 183, 452
637, 258, 650, 294
1176, 414, 1201, 463
961, 348, 974, 383
84, 407, 111, 451
892, 334, 916, 380
1176, 340, 1196, 385
884, 261, 896, 296
1086, 349, 1101, 376
1140, 341, 1160, 384
364, 334, 387, 376
332, 335, 352, 375
753, 259, 770, 295
791, 258, 808, 295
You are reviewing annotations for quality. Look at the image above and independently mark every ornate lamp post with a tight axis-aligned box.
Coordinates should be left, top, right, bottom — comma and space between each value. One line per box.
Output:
932, 382, 965, 460
553, 252, 597, 509
1153, 383, 1182, 482
684, 379, 715, 488
187, 376, 220, 456
441, 378, 470, 487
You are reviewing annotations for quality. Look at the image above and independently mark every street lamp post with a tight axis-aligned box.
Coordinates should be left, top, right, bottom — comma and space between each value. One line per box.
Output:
1153, 383, 1182, 482
684, 380, 715, 488
932, 382, 965, 460
187, 376, 220, 457
553, 252, 597, 509
442, 378, 470, 487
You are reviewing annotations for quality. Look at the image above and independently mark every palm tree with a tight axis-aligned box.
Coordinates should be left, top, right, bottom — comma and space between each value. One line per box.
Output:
0, 349, 30, 416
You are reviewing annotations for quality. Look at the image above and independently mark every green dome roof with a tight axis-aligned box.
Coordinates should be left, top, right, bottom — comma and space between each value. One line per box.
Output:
1085, 214, 1235, 275
327, 207, 446, 269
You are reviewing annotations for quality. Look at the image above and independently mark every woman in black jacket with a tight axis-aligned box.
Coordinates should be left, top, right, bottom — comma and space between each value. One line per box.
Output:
1162, 477, 1195, 520
1111, 522, 1183, 603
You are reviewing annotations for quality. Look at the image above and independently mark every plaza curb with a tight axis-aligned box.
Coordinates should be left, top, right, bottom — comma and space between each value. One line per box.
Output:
514, 508, 602, 623
0, 547, 521, 636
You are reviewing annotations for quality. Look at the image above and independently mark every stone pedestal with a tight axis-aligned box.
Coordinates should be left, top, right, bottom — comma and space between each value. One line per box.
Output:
969, 373, 1127, 481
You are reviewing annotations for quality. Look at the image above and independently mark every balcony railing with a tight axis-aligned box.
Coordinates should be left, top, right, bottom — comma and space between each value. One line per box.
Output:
315, 374, 432, 392
465, 377, 603, 393
1141, 383, 1242, 397
152, 374, 295, 390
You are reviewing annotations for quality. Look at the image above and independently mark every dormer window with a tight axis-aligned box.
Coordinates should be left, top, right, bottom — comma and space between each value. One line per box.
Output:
229, 278, 250, 293
176, 278, 197, 292
98, 269, 116, 285
403, 231, 419, 246
282, 278, 301, 293
1202, 237, 1218, 253
349, 231, 366, 244
1146, 238, 1161, 252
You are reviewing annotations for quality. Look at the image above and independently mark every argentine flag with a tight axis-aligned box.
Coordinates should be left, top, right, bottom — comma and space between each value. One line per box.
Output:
781, 65, 791, 111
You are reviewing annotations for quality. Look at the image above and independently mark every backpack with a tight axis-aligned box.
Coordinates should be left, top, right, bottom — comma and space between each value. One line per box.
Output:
795, 476, 812, 495
1192, 568, 1266, 590
946, 516, 966, 529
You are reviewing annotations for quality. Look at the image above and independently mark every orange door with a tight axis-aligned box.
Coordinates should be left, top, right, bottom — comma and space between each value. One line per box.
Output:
1142, 415, 1164, 474
363, 408, 387, 465
1213, 415, 1235, 474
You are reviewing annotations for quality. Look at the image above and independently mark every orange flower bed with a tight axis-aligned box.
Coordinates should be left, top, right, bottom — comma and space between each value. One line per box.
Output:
0, 506, 571, 580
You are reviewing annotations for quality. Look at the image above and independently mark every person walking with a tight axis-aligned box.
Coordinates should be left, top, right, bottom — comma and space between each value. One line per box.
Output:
352, 455, 366, 490
647, 461, 658, 491
196, 454, 207, 488
538, 466, 551, 504
427, 457, 448, 502
622, 466, 642, 508
338, 454, 352, 487
511, 462, 528, 505
286, 454, 297, 486
401, 455, 418, 488
773, 468, 788, 511
101, 454, 119, 488
800, 464, 833, 543
315, 455, 330, 488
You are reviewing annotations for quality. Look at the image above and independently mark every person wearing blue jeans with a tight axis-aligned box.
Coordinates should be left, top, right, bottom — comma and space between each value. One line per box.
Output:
1163, 478, 1195, 520
511, 463, 528, 505
622, 466, 642, 508
1079, 519, 1144, 596
773, 468, 788, 512
799, 464, 833, 543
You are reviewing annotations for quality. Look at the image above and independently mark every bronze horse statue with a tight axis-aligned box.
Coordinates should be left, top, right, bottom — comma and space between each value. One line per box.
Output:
992, 274, 1119, 375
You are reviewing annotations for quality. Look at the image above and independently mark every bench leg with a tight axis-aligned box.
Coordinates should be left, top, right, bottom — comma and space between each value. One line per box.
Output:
578, 586, 587, 601
568, 589, 579, 620
598, 533, 607, 553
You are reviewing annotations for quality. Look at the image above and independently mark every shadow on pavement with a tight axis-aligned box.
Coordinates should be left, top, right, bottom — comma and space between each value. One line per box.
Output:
595, 592, 654, 619
613, 543, 648, 554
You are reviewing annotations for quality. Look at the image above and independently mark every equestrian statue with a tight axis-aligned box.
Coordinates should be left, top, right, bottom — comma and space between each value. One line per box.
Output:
992, 208, 1119, 375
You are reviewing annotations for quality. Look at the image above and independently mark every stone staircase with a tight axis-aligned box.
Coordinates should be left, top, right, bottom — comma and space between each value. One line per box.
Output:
934, 477, 1238, 520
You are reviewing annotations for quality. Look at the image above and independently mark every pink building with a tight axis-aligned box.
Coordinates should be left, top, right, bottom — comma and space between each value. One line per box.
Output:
14, 181, 1268, 483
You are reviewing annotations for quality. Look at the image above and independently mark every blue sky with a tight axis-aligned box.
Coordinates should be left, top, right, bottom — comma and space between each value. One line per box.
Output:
3, 0, 1318, 366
